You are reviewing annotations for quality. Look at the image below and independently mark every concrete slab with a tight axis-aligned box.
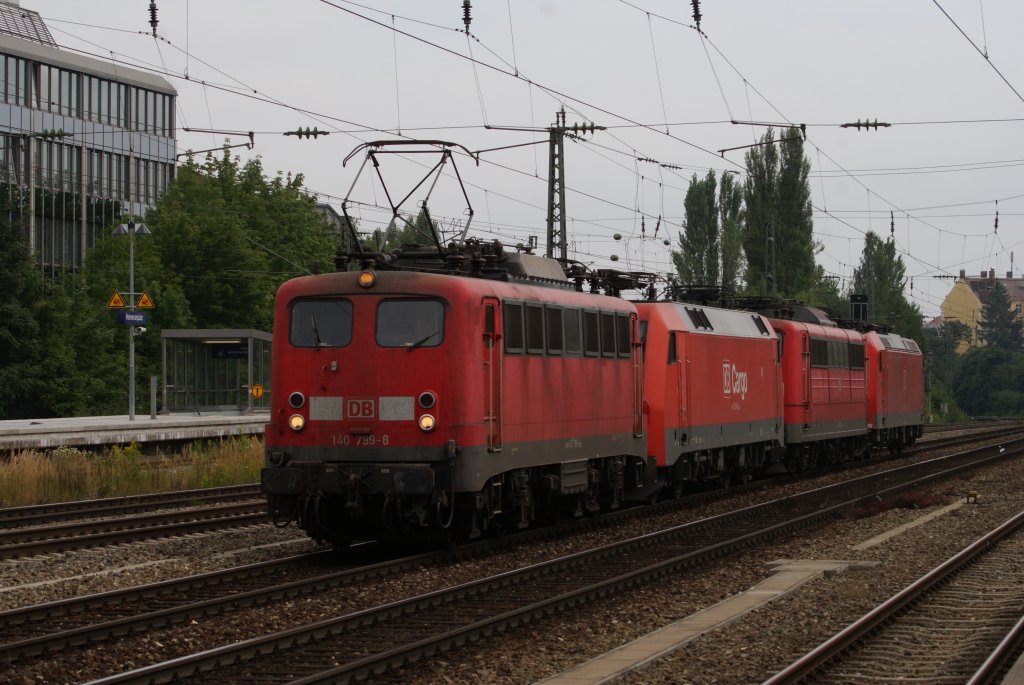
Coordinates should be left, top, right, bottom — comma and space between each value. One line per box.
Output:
0, 412, 269, 451
1003, 651, 1024, 685
534, 559, 868, 685
851, 499, 967, 551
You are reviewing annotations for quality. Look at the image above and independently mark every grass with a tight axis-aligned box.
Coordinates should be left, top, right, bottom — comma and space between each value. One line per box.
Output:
0, 437, 264, 507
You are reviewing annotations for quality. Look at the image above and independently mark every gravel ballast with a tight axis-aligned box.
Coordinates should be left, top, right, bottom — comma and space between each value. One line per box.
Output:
0, 441, 1020, 684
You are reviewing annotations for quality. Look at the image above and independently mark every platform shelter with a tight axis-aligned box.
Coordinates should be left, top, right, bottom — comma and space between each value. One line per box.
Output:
160, 329, 271, 414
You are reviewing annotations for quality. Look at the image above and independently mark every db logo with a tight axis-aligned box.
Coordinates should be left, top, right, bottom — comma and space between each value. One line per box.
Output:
722, 362, 749, 400
346, 398, 376, 419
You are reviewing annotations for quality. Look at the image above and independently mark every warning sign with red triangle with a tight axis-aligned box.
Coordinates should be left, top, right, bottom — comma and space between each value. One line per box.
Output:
136, 291, 155, 309
107, 292, 126, 308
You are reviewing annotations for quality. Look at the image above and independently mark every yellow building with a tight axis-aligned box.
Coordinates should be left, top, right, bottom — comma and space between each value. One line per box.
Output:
940, 269, 1024, 351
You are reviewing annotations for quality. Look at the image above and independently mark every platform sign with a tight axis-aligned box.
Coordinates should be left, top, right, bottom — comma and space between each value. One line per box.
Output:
107, 292, 126, 308
211, 341, 249, 359
251, 384, 265, 399
117, 310, 148, 325
136, 291, 155, 309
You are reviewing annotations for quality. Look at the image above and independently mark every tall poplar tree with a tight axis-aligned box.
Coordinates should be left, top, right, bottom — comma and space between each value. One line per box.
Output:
742, 127, 816, 298
673, 170, 719, 286
718, 171, 744, 293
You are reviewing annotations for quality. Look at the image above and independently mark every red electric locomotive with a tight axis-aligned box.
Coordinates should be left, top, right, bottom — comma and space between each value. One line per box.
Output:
764, 308, 870, 471
262, 242, 651, 544
637, 302, 782, 491
864, 331, 924, 450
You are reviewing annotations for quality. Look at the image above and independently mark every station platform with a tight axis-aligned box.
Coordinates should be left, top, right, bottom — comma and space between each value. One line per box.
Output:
0, 412, 269, 452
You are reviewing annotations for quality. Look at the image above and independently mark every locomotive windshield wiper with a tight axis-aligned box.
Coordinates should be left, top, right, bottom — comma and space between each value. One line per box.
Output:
310, 315, 324, 347
406, 328, 440, 350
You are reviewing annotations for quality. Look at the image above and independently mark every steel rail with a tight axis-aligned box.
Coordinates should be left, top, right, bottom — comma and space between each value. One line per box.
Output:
0, 484, 261, 528
762, 506, 1024, 685
82, 440, 1024, 685
3, 429, 1020, 668
966, 612, 1024, 685
0, 501, 268, 559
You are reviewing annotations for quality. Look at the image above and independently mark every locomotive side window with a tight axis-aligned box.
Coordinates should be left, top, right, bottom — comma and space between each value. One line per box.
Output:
376, 299, 445, 348
583, 310, 600, 357
290, 299, 353, 348
849, 342, 865, 369
564, 308, 582, 354
810, 338, 828, 367
616, 313, 631, 358
667, 332, 676, 364
545, 306, 564, 355
525, 303, 545, 354
504, 302, 524, 354
600, 312, 617, 357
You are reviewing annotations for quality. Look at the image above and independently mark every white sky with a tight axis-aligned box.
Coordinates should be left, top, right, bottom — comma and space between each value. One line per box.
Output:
31, 0, 1024, 319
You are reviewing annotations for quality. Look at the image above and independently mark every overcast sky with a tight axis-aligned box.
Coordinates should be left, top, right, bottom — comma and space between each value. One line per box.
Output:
31, 0, 1024, 319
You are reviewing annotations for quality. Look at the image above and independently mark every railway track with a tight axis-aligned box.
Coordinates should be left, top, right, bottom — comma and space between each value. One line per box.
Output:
763, 507, 1024, 685
0, 425, 1015, 564
0, 499, 268, 559
80, 436, 1024, 684
1, 428, 1019, 674
0, 484, 262, 529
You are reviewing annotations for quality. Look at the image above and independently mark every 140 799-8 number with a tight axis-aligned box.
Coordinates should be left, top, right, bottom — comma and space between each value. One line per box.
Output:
331, 434, 390, 446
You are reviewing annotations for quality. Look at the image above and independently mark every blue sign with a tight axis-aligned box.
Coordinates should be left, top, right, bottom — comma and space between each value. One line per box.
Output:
117, 311, 148, 325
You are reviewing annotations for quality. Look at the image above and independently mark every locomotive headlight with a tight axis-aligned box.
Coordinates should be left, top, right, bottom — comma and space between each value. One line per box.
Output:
358, 270, 376, 288
288, 413, 306, 432
418, 414, 436, 432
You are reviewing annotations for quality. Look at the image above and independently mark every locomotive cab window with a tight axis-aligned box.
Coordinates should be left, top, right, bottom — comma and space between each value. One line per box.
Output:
376, 299, 445, 348
290, 299, 353, 348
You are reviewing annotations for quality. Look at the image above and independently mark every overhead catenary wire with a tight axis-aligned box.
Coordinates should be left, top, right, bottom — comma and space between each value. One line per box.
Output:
42, 3, 1024, 300
932, 0, 1024, 106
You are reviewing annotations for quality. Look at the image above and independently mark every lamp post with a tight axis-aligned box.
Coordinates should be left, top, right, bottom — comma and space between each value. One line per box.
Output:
114, 219, 151, 420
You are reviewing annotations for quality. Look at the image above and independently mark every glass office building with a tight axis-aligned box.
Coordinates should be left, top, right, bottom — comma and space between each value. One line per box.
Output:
0, 1, 176, 274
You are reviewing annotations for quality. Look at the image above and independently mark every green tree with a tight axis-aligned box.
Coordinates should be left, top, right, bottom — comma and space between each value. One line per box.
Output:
850, 231, 923, 340
147, 150, 336, 330
673, 170, 719, 286
0, 199, 44, 419
954, 346, 1024, 416
372, 207, 439, 251
742, 127, 816, 298
718, 172, 745, 293
977, 280, 1023, 352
